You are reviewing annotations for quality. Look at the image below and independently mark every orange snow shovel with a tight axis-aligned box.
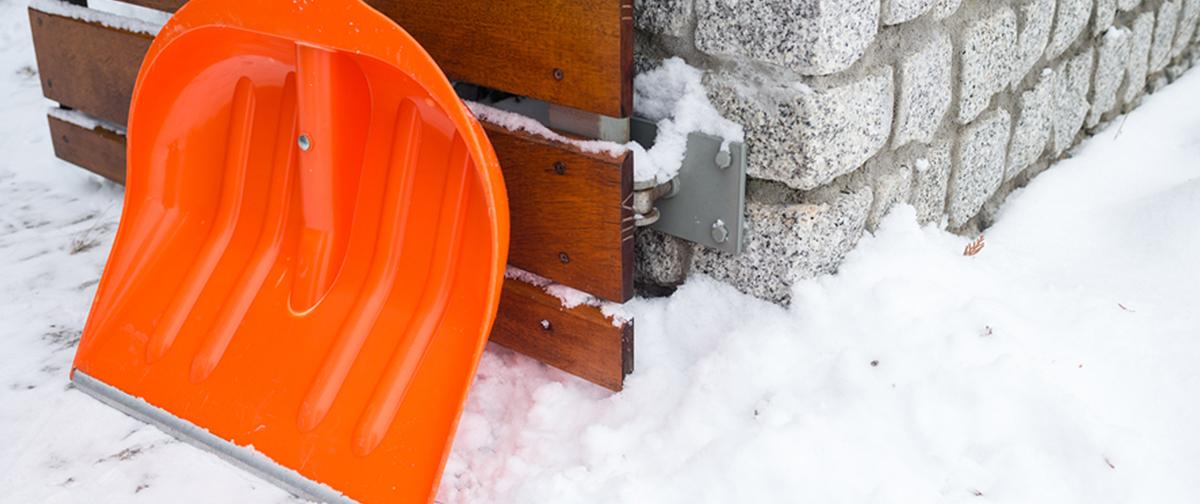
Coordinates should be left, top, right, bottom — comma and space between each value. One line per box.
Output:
70, 0, 508, 501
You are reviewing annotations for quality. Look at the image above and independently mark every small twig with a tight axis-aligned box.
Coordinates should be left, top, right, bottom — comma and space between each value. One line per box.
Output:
1118, 303, 1135, 313
963, 234, 986, 256
1113, 113, 1129, 140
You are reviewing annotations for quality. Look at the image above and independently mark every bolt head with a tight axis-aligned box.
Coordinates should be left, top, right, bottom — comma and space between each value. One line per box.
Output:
711, 219, 729, 244
715, 150, 732, 169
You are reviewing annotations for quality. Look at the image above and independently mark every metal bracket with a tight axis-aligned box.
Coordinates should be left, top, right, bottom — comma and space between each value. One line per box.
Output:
631, 117, 747, 255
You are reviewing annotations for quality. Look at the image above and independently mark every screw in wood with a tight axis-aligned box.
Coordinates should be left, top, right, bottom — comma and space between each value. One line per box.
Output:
539, 319, 552, 331
554, 161, 566, 175
552, 68, 565, 81
559, 252, 570, 264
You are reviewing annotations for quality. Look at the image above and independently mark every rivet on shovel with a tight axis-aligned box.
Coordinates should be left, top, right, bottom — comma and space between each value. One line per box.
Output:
297, 133, 312, 151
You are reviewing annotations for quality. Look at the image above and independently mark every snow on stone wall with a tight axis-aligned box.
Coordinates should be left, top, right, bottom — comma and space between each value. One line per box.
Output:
635, 0, 1200, 303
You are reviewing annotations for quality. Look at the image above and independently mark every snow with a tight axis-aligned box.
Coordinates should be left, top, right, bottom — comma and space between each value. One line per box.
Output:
3, 0, 1200, 502
48, 107, 125, 135
30, 0, 163, 36
466, 101, 628, 158
85, 0, 172, 29
632, 57, 745, 183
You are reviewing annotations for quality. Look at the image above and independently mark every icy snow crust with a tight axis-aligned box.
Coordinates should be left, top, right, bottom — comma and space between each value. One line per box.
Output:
4, 0, 1200, 501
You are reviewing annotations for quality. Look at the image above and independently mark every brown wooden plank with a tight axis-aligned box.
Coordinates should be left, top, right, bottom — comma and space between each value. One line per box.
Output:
28, 6, 634, 302
41, 117, 635, 390
47, 114, 127, 184
488, 124, 634, 302
28, 8, 151, 127
112, 0, 632, 117
491, 279, 633, 391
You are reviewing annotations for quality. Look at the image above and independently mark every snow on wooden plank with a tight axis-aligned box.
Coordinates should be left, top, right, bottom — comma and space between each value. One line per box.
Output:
491, 279, 633, 391
47, 112, 127, 184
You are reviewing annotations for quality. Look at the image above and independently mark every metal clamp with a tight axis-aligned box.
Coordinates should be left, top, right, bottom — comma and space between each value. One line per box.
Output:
632, 177, 678, 227
631, 118, 747, 255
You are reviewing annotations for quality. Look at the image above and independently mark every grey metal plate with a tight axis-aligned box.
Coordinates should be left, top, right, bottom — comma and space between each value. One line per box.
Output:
632, 118, 747, 255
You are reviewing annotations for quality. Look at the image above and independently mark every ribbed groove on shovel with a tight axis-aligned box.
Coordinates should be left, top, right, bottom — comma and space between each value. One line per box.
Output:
79, 207, 184, 358
191, 73, 299, 383
296, 100, 424, 432
352, 138, 473, 456
146, 77, 257, 363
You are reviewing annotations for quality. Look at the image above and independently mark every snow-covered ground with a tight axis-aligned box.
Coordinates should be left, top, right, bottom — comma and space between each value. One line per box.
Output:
4, 1, 1200, 502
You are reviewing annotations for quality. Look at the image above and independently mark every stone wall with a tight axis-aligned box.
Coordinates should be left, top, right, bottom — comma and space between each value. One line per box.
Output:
635, 0, 1200, 303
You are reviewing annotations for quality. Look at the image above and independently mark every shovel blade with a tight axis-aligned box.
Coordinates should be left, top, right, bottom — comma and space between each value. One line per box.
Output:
72, 1, 509, 502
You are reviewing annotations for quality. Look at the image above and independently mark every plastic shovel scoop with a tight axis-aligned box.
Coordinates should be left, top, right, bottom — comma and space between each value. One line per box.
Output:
69, 0, 508, 501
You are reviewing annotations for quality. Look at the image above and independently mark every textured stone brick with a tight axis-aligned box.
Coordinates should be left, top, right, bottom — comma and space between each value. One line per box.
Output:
864, 160, 914, 231
894, 29, 953, 147
695, 0, 880, 76
1150, 1, 1181, 73
1173, 0, 1200, 57
1094, 0, 1117, 35
635, 228, 693, 287
705, 67, 894, 190
691, 185, 872, 303
931, 0, 963, 19
1047, 0, 1093, 60
1089, 28, 1131, 127
903, 140, 952, 225
1053, 48, 1095, 155
634, 0, 693, 38
1124, 11, 1156, 103
959, 7, 1018, 124
1014, 0, 1057, 85
949, 110, 1012, 228
883, 0, 939, 25
1008, 68, 1056, 179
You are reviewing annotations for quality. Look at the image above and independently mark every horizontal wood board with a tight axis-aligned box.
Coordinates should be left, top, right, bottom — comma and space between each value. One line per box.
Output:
115, 0, 633, 117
